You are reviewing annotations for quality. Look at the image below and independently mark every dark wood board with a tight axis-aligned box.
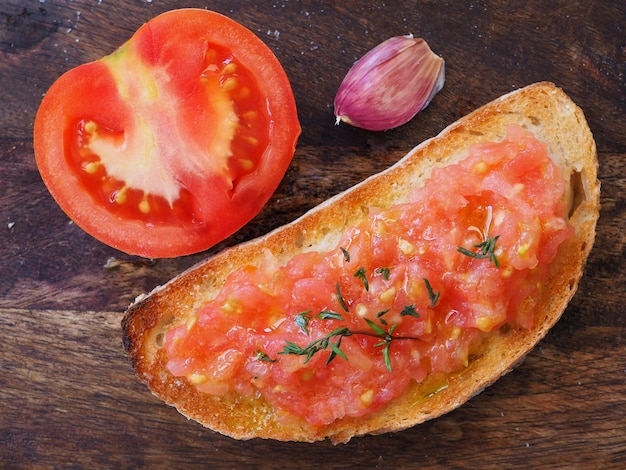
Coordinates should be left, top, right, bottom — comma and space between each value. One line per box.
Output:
1, 0, 624, 468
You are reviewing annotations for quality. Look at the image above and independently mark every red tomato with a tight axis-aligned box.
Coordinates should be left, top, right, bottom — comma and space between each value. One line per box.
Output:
34, 9, 300, 258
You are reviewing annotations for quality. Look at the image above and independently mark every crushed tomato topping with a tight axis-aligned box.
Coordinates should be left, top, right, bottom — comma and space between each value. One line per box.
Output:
164, 125, 574, 426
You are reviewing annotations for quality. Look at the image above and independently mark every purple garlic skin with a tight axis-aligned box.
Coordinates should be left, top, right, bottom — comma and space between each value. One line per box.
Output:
334, 35, 445, 131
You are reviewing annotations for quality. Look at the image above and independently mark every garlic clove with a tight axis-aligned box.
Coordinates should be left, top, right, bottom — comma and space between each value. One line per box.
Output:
334, 35, 445, 131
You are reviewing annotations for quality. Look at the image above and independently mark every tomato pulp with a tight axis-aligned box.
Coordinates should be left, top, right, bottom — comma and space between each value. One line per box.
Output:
34, 9, 300, 258
164, 126, 574, 426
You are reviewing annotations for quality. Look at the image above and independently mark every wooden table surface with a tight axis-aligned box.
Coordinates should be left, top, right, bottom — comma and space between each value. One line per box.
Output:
1, 0, 624, 468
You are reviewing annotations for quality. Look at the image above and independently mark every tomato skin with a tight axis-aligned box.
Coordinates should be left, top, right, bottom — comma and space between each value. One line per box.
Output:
34, 9, 300, 258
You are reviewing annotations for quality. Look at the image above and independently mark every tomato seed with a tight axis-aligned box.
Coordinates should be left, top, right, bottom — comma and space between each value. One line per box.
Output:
84, 120, 97, 133
242, 111, 257, 121
221, 77, 238, 91
239, 159, 254, 171
138, 198, 150, 214
221, 62, 237, 74
237, 87, 251, 99
114, 186, 128, 204
83, 161, 100, 174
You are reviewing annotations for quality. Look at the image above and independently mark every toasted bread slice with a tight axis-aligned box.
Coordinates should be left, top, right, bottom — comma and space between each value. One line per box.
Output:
122, 82, 600, 443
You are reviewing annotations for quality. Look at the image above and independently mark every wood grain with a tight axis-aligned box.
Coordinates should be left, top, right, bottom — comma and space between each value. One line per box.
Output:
1, 0, 624, 467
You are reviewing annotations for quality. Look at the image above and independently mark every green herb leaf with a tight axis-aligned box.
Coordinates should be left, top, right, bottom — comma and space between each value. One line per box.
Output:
372, 324, 397, 372
295, 310, 312, 334
281, 278, 426, 373
457, 235, 500, 267
340, 246, 350, 262
400, 305, 420, 318
318, 310, 344, 321
255, 350, 278, 363
279, 327, 353, 365
281, 340, 305, 355
382, 343, 393, 372
376, 309, 391, 326
326, 336, 348, 364
422, 278, 440, 308
375, 267, 390, 281
376, 309, 391, 318
354, 267, 369, 291
336, 282, 349, 312
364, 318, 387, 336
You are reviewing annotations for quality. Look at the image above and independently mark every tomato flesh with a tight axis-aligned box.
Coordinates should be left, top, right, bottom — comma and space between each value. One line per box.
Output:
164, 125, 574, 426
34, 9, 300, 257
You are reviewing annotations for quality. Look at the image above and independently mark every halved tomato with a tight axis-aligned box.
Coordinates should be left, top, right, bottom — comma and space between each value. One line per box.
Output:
34, 9, 300, 258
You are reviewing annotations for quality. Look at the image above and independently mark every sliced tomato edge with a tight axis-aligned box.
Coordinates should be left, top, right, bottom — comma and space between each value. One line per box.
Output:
34, 9, 300, 258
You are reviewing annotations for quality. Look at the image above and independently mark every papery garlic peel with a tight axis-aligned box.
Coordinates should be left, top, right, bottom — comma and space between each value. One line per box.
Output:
334, 35, 445, 131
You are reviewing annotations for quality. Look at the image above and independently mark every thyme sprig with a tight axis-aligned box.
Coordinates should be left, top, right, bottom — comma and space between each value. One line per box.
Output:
280, 321, 420, 372
458, 206, 501, 267
335, 282, 349, 312
276, 257, 441, 372
400, 305, 420, 318
295, 310, 344, 334
281, 327, 351, 365
375, 267, 390, 280
423, 277, 440, 307
366, 319, 398, 372
256, 349, 278, 363
318, 310, 344, 321
457, 235, 501, 268
376, 308, 391, 325
295, 310, 312, 334
354, 267, 369, 291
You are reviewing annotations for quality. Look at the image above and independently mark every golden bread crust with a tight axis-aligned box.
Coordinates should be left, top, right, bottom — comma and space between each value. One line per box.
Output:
122, 82, 600, 443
